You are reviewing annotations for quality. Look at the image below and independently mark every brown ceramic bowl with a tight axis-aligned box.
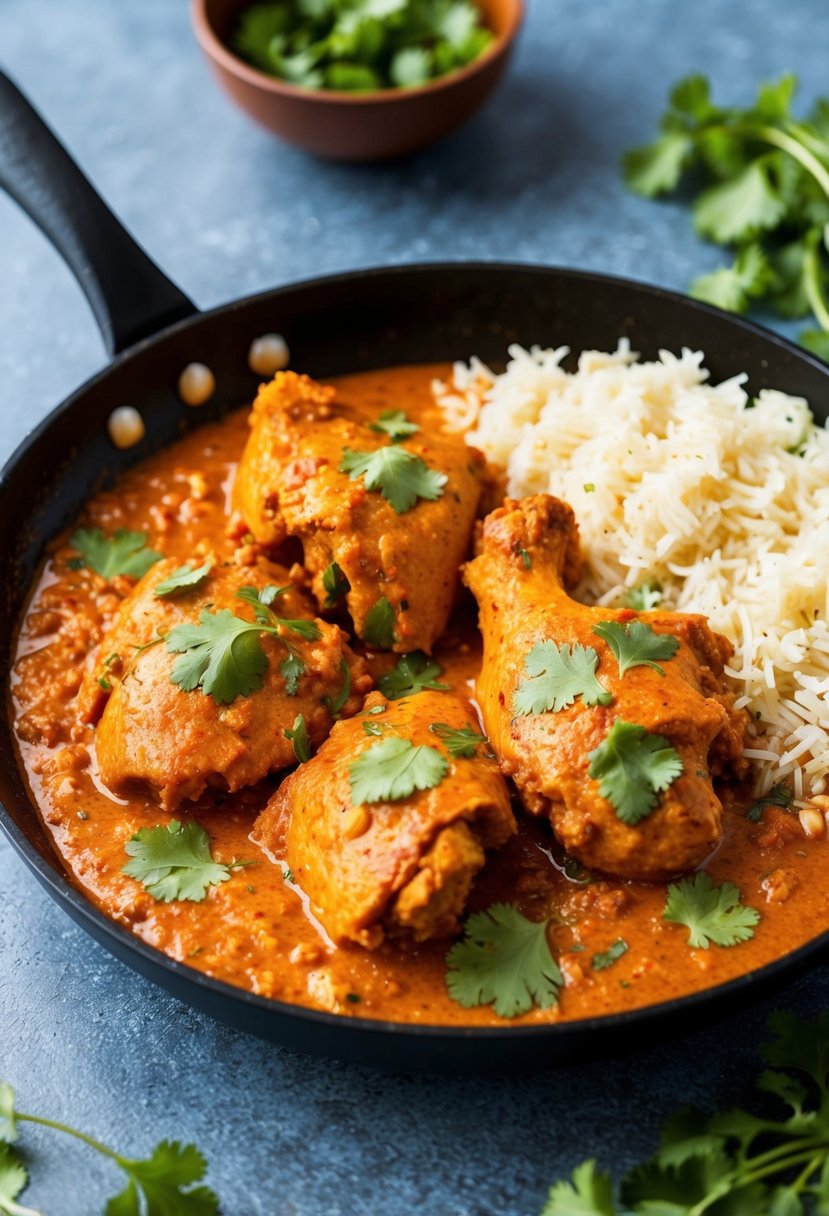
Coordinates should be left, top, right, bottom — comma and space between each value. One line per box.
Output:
191, 0, 524, 161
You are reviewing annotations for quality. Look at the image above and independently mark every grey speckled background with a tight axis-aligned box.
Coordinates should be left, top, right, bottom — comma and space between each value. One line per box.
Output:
2, 1, 829, 1212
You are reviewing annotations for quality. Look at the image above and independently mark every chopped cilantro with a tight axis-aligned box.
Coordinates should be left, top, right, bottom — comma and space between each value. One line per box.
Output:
322, 658, 351, 717
69, 527, 163, 580
622, 581, 663, 611
587, 719, 684, 825
583, 482, 596, 493
349, 737, 448, 805
747, 782, 792, 822
663, 872, 760, 948
122, 819, 250, 903
322, 561, 350, 607
369, 409, 420, 442
363, 596, 396, 648
378, 651, 449, 699
285, 713, 311, 764
593, 619, 680, 677
282, 868, 294, 883
513, 641, 612, 716
363, 721, 384, 736
446, 903, 562, 1019
154, 560, 213, 598
279, 652, 307, 696
519, 548, 532, 569
346, 992, 362, 1004
428, 722, 488, 758
591, 939, 629, 971
97, 676, 112, 692
340, 446, 447, 514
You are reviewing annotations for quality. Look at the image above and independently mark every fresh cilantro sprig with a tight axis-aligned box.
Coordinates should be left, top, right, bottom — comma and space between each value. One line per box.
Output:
378, 651, 450, 699
349, 737, 449, 804
166, 586, 321, 703
622, 582, 663, 611
663, 872, 760, 948
370, 409, 420, 442
446, 904, 563, 1019
428, 722, 489, 758
232, 0, 494, 95
154, 560, 213, 598
587, 719, 684, 825
69, 528, 163, 580
340, 446, 447, 514
593, 620, 680, 677
541, 1012, 829, 1215
0, 1081, 218, 1215
623, 73, 829, 358
122, 819, 252, 902
513, 641, 613, 716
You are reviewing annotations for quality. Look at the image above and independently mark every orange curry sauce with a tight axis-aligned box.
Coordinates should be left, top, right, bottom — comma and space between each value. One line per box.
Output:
10, 364, 829, 1026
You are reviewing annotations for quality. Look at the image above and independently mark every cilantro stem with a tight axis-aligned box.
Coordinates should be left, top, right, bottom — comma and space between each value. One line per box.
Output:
741, 122, 829, 203
804, 241, 829, 331
687, 1138, 829, 1215
791, 1153, 824, 1192
15, 1113, 124, 1167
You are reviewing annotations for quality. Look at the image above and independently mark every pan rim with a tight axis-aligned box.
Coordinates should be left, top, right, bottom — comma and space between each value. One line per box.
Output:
3, 258, 829, 1049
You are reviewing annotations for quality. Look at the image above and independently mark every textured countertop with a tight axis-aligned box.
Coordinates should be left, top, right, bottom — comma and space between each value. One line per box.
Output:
2, 1, 829, 1212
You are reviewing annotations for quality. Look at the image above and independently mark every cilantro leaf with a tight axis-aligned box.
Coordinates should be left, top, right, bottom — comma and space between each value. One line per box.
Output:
587, 719, 684, 825
322, 658, 351, 716
445, 903, 562, 1019
378, 651, 449, 699
663, 872, 760, 947
340, 446, 447, 514
363, 597, 396, 648
762, 1010, 829, 1094
800, 328, 829, 362
122, 820, 244, 903
694, 159, 787, 243
105, 1140, 218, 1216
622, 582, 663, 611
369, 409, 420, 441
592, 620, 680, 677
0, 1144, 28, 1216
153, 561, 213, 598
70, 528, 163, 580
390, 47, 432, 88
513, 641, 612, 717
591, 939, 629, 971
690, 243, 775, 312
322, 561, 350, 607
167, 609, 269, 704
747, 782, 792, 822
541, 1159, 615, 1216
428, 722, 488, 758
0, 1085, 16, 1145
285, 714, 311, 764
622, 130, 693, 197
349, 737, 448, 804
279, 652, 307, 696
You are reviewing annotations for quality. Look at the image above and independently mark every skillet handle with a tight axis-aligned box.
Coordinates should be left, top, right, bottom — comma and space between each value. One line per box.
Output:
0, 71, 197, 355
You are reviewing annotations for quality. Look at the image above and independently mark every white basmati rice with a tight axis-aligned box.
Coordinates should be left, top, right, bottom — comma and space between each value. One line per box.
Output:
434, 342, 829, 797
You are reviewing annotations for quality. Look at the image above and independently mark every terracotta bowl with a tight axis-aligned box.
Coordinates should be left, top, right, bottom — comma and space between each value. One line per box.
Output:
191, 0, 524, 161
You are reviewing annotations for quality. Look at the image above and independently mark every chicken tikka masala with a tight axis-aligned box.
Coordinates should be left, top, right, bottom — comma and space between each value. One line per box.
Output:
10, 362, 829, 1026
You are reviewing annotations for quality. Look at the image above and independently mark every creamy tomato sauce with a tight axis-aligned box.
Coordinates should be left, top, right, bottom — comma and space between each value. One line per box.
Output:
10, 364, 829, 1026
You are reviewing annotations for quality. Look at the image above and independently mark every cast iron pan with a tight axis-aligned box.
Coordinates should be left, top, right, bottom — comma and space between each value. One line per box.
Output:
2, 71, 829, 1074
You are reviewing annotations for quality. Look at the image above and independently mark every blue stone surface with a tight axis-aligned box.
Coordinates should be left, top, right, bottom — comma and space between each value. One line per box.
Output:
2, 0, 828, 1211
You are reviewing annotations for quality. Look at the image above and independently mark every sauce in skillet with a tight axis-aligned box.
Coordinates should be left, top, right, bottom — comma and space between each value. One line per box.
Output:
10, 364, 829, 1025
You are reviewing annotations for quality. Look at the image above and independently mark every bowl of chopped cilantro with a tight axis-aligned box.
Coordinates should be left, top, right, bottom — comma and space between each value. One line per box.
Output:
191, 0, 523, 159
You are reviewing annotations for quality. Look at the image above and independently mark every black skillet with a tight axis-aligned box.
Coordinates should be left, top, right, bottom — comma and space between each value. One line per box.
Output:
2, 70, 829, 1074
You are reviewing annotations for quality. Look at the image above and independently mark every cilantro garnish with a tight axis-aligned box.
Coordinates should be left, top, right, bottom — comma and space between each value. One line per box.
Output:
378, 651, 449, 699
285, 714, 311, 764
591, 939, 629, 971
663, 872, 760, 948
154, 560, 213, 598
349, 737, 448, 805
593, 620, 680, 677
428, 722, 488, 758
363, 720, 384, 737
322, 658, 351, 717
746, 782, 792, 822
622, 582, 663, 611
587, 719, 684, 825
369, 409, 420, 442
122, 819, 250, 902
446, 903, 562, 1019
363, 596, 396, 648
623, 73, 829, 353
322, 561, 350, 607
166, 587, 321, 703
513, 641, 612, 717
340, 446, 447, 514
0, 1081, 218, 1215
69, 527, 163, 580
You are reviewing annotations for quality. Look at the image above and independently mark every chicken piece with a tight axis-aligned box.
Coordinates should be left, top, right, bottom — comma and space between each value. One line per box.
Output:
233, 371, 486, 653
253, 690, 515, 948
463, 495, 749, 881
77, 557, 370, 811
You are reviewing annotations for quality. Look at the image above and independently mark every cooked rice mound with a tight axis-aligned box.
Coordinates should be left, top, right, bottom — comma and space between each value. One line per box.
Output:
435, 342, 829, 800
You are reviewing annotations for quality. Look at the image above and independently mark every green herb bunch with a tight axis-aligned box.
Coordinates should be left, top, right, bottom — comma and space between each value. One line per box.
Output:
624, 74, 829, 360
542, 1011, 829, 1215
233, 0, 493, 93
